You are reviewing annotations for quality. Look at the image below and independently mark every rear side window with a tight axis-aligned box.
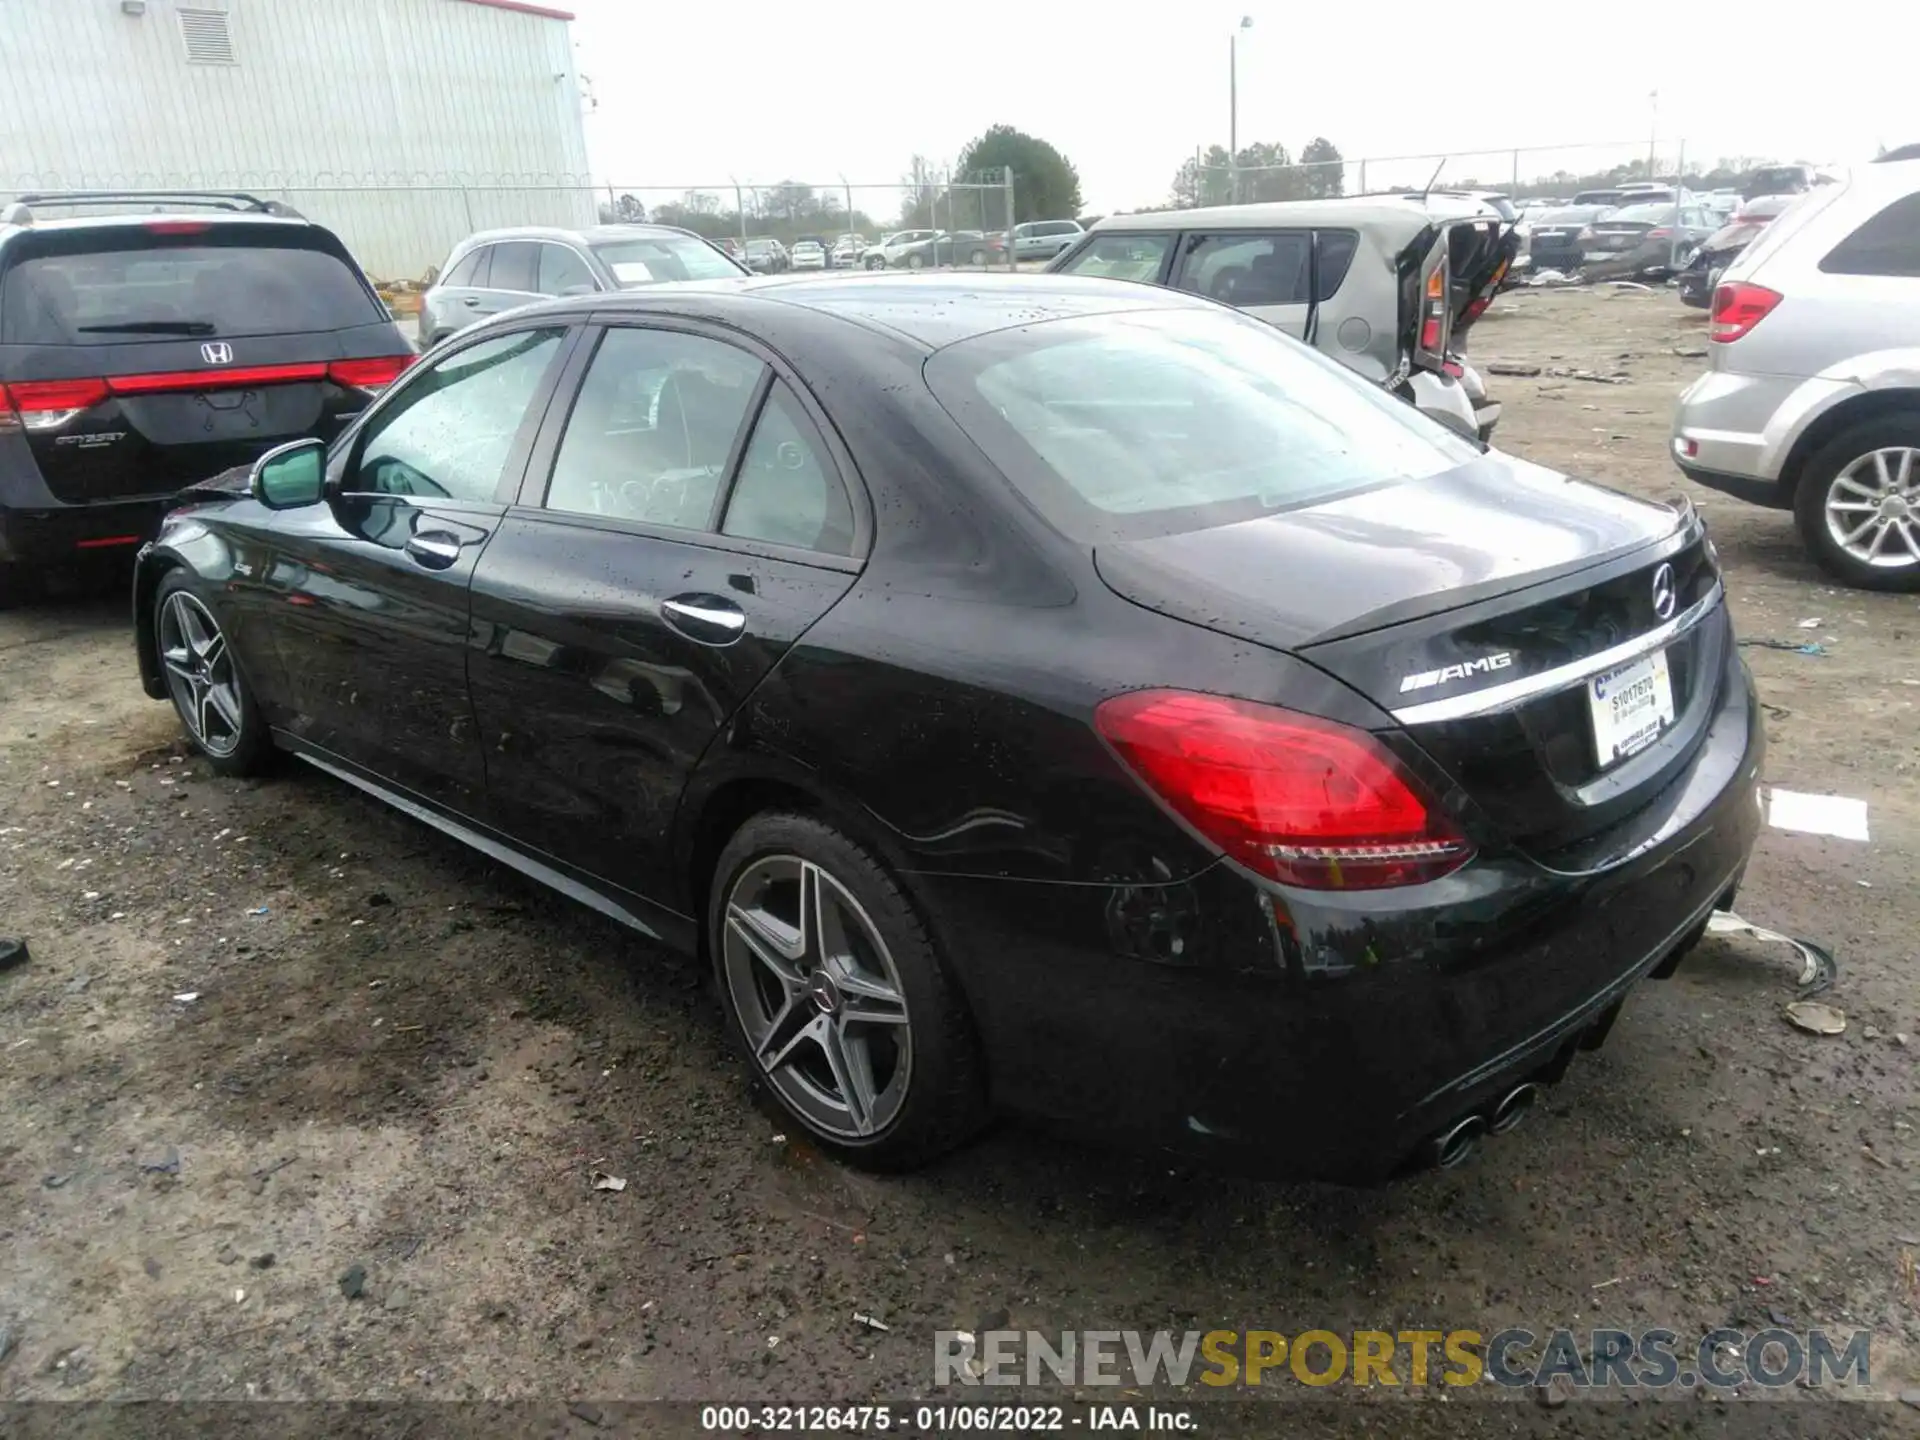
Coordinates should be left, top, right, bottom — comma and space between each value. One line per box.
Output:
1820, 193, 1920, 278
1056, 234, 1172, 283
441, 248, 487, 287
488, 242, 539, 293
0, 235, 385, 345
1173, 230, 1357, 305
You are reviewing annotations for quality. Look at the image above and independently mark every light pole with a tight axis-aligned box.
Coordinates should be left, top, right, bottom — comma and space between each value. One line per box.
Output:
1229, 15, 1252, 204
1646, 89, 1659, 181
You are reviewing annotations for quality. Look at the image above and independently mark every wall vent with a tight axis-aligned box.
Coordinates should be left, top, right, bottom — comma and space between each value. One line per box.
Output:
179, 5, 237, 66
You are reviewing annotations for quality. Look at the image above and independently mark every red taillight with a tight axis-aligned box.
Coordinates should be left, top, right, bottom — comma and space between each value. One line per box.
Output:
1710, 282, 1782, 343
1418, 268, 1447, 354
328, 354, 414, 392
1647, 227, 1672, 239
0, 377, 110, 431
1094, 690, 1473, 890
75, 534, 142, 549
147, 221, 210, 235
110, 363, 327, 395
1462, 297, 1491, 324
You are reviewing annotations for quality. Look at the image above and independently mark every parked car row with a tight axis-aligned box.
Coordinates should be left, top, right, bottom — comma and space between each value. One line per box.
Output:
858, 220, 1085, 270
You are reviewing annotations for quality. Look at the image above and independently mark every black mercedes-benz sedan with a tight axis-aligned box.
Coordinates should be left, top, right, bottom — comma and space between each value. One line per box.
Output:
132, 273, 1763, 1183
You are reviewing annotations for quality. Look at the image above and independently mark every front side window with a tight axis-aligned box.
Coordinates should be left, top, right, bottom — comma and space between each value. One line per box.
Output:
722, 382, 855, 556
1056, 233, 1172, 284
537, 244, 597, 296
349, 328, 565, 502
1820, 193, 1920, 277
925, 306, 1477, 542
543, 327, 764, 530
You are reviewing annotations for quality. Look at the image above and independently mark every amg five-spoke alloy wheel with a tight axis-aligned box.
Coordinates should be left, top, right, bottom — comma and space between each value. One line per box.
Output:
154, 572, 271, 774
709, 813, 986, 1168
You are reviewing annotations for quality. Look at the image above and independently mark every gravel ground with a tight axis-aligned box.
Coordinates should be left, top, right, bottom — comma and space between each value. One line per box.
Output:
2, 287, 1917, 1434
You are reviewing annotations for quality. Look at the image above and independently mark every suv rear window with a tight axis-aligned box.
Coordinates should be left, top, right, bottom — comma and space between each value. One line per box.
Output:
1819, 192, 1920, 278
0, 231, 385, 346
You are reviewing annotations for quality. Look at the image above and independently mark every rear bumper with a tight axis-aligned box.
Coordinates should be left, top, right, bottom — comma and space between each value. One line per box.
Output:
1671, 367, 1856, 490
0, 493, 173, 565
913, 646, 1765, 1184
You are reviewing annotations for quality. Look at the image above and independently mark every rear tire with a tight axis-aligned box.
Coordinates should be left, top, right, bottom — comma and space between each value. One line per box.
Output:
153, 570, 274, 776
1792, 415, 1920, 591
708, 812, 988, 1170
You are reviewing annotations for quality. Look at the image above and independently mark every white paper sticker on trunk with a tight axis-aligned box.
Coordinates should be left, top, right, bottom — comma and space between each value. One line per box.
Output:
1767, 789, 1869, 842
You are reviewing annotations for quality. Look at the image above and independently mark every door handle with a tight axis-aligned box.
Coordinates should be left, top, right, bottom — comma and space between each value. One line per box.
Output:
662, 594, 747, 646
460, 295, 480, 307
405, 530, 463, 569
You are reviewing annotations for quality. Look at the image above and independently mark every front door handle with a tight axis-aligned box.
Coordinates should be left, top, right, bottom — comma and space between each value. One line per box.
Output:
662, 594, 747, 647
460, 295, 480, 307
405, 530, 463, 569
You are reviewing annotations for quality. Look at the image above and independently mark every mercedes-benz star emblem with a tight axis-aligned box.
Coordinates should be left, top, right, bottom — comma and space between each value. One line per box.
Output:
1650, 562, 1676, 621
200, 341, 233, 365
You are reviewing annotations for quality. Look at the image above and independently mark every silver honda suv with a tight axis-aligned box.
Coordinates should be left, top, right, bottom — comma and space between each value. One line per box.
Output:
1670, 156, 1920, 590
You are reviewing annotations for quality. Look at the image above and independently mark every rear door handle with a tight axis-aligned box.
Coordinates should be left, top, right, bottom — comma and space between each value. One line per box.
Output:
405, 530, 464, 569
662, 594, 747, 646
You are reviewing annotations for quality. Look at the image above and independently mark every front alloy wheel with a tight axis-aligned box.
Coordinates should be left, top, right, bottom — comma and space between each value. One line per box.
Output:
722, 855, 912, 1140
159, 589, 246, 758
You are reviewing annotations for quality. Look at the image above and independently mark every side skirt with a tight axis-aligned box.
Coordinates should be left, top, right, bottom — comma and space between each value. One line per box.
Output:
275, 732, 699, 954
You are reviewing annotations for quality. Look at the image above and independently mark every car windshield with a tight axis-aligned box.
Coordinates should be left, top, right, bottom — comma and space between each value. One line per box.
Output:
924, 306, 1478, 542
591, 236, 742, 285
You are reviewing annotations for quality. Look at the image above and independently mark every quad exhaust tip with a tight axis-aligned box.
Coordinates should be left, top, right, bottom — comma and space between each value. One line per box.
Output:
1489, 1081, 1542, 1135
1431, 1115, 1486, 1170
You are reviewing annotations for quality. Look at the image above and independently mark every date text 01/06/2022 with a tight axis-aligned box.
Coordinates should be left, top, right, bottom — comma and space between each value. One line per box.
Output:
699, 1404, 1195, 1431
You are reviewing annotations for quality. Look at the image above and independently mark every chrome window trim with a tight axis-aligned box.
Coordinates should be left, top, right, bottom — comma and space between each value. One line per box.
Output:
1391, 580, 1724, 726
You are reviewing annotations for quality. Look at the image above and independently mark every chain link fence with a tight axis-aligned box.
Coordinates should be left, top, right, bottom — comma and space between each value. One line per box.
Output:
8, 142, 1733, 285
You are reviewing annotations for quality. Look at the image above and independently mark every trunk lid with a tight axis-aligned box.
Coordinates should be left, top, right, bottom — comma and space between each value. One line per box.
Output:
0, 221, 410, 505
1092, 454, 1725, 857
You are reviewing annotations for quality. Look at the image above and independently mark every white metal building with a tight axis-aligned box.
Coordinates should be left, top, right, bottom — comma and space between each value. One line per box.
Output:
0, 0, 596, 279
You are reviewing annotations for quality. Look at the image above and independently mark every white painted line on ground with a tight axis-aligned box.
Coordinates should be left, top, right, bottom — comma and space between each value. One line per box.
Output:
1767, 789, 1870, 842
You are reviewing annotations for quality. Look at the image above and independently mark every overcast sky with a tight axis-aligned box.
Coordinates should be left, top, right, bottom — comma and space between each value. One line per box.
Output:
570, 2, 1912, 214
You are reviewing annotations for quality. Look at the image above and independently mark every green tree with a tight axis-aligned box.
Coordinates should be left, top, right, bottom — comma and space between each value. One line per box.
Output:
1234, 142, 1295, 202
1299, 137, 1344, 197
1168, 144, 1233, 209
955, 124, 1082, 223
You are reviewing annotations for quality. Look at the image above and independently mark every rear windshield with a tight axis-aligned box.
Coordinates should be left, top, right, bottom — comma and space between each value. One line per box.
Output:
925, 306, 1477, 542
1537, 206, 1609, 224
1605, 204, 1678, 224
590, 236, 743, 285
0, 233, 384, 345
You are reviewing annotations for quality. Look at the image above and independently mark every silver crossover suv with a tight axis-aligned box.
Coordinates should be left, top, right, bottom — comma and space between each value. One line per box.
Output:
1672, 158, 1920, 589
421, 225, 747, 348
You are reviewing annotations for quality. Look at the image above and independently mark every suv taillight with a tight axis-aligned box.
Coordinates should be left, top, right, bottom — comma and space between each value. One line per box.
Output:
1710, 282, 1782, 343
1419, 268, 1447, 353
0, 378, 110, 432
1094, 690, 1473, 890
328, 355, 414, 394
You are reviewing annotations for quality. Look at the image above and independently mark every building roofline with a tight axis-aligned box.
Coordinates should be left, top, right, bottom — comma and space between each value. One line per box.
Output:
454, 0, 576, 22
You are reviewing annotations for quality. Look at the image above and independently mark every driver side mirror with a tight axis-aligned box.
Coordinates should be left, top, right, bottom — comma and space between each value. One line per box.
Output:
251, 438, 327, 510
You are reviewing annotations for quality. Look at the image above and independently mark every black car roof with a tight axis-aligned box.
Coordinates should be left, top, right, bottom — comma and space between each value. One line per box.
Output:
0, 212, 315, 252
512, 271, 1207, 350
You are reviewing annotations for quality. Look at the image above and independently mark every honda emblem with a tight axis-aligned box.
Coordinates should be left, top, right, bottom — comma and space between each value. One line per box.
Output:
200, 341, 233, 365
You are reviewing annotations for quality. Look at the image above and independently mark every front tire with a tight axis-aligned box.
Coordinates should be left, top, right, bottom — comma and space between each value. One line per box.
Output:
154, 571, 274, 775
1792, 416, 1920, 591
708, 812, 987, 1170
